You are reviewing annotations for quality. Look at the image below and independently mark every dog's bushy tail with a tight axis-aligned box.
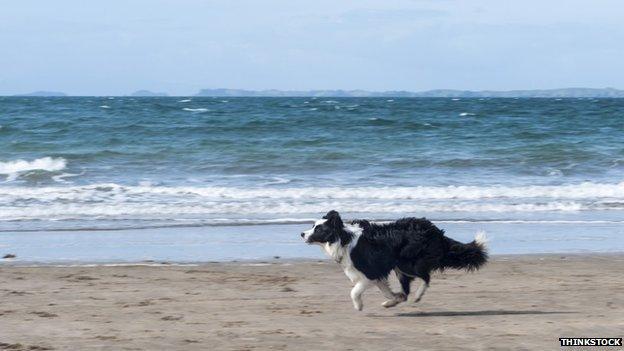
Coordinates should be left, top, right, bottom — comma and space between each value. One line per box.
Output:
440, 231, 488, 271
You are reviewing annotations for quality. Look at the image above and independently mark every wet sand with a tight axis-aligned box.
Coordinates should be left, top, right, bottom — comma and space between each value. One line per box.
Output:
1, 254, 622, 350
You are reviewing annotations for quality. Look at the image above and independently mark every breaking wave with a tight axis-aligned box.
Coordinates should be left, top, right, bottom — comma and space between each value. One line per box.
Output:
0, 157, 67, 182
0, 182, 623, 226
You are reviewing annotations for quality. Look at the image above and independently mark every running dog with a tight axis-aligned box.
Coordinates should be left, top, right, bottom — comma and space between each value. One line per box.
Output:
301, 210, 488, 311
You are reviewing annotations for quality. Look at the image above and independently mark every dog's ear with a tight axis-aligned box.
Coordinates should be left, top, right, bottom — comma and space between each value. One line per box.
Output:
324, 210, 354, 246
323, 210, 339, 220
323, 210, 343, 228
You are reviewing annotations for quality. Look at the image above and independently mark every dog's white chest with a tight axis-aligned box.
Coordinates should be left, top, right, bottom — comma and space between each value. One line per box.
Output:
342, 260, 362, 283
337, 247, 367, 284
321, 241, 363, 283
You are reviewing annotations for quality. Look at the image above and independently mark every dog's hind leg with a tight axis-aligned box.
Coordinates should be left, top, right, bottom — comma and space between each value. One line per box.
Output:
413, 274, 430, 303
375, 279, 407, 308
395, 269, 414, 297
350, 280, 371, 311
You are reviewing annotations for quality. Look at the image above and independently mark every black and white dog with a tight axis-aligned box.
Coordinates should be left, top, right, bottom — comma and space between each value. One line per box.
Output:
301, 210, 488, 311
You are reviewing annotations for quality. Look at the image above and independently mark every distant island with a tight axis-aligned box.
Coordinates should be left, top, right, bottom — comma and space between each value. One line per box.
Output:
196, 87, 624, 98
6, 87, 624, 97
14, 91, 67, 97
130, 90, 168, 97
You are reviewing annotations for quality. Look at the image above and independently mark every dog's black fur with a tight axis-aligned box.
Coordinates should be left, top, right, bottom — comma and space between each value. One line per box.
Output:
307, 210, 488, 297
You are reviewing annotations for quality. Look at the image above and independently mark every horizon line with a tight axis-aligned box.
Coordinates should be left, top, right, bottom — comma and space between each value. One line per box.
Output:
4, 86, 624, 98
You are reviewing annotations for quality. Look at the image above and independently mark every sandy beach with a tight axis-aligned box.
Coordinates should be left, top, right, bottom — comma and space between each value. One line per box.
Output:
1, 254, 622, 350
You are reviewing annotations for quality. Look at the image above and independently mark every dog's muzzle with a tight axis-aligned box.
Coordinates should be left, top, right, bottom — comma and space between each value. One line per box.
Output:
301, 231, 313, 244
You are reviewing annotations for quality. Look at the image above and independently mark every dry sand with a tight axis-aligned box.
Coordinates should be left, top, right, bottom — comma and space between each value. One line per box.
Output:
1, 254, 622, 350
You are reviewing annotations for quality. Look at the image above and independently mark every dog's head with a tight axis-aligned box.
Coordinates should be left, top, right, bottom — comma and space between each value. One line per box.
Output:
301, 210, 352, 246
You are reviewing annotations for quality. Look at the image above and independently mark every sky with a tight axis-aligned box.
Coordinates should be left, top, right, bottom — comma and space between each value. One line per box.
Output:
1, 0, 623, 95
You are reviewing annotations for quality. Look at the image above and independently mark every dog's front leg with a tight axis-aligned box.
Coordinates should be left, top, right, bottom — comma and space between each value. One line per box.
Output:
350, 280, 371, 311
412, 277, 429, 303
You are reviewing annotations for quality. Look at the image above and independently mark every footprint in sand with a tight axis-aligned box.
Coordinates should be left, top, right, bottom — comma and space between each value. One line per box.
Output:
30, 311, 58, 318
299, 310, 322, 315
161, 315, 183, 321
0, 343, 53, 351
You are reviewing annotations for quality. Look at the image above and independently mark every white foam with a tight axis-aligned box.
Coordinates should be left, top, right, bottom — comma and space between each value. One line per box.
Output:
51, 172, 81, 183
182, 108, 208, 112
1, 181, 624, 222
459, 112, 476, 116
548, 169, 563, 177
0, 157, 67, 181
262, 177, 291, 185
178, 99, 192, 103
3, 182, 624, 201
0, 201, 591, 222
99, 105, 110, 109
131, 182, 624, 201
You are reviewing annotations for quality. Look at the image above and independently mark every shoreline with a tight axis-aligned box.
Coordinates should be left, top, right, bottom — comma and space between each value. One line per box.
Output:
5, 217, 624, 233
2, 221, 624, 264
2, 251, 624, 267
1, 254, 622, 350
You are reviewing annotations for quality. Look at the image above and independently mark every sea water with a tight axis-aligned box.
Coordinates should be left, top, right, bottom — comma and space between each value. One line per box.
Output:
1, 97, 623, 262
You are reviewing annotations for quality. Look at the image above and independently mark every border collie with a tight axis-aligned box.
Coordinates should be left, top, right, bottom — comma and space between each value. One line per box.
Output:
301, 210, 488, 311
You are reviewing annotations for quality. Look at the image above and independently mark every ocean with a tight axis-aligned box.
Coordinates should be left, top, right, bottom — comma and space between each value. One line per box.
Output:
1, 96, 623, 262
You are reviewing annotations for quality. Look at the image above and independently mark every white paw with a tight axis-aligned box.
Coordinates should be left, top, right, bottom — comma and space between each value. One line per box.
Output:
382, 299, 399, 308
353, 300, 363, 311
382, 293, 406, 308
